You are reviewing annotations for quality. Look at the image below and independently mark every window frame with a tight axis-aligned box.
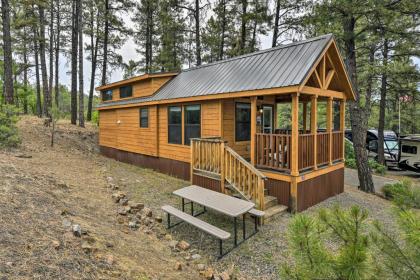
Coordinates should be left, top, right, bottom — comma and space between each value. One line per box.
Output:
119, 85, 133, 99
139, 107, 149, 128
184, 104, 201, 146
235, 102, 251, 142
168, 106, 183, 145
101, 90, 113, 101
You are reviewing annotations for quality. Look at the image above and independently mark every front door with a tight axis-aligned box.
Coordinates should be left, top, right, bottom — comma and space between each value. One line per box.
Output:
262, 105, 273, 134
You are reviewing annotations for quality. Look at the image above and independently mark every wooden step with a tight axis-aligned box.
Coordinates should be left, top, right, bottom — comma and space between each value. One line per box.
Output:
264, 195, 278, 209
264, 205, 288, 221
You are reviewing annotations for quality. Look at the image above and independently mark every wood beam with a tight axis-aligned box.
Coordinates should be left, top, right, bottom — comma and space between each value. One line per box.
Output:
340, 100, 346, 160
311, 95, 318, 170
324, 69, 335, 90
302, 101, 308, 133
300, 86, 345, 99
291, 93, 299, 177
250, 96, 257, 165
327, 97, 333, 165
314, 69, 322, 88
321, 56, 326, 87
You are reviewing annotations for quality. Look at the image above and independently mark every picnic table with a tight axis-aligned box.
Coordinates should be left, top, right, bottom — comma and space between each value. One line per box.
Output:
173, 185, 256, 247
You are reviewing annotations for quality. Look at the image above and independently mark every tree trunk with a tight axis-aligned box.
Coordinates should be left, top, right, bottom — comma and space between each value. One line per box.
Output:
49, 0, 54, 99
377, 38, 388, 165
240, 0, 247, 54
23, 28, 29, 114
272, 0, 280, 47
71, 0, 79, 125
55, 0, 60, 107
344, 16, 375, 193
33, 27, 42, 117
219, 0, 227, 60
87, 6, 99, 121
1, 0, 14, 104
195, 0, 201, 66
39, 6, 51, 118
101, 0, 109, 85
78, 0, 84, 128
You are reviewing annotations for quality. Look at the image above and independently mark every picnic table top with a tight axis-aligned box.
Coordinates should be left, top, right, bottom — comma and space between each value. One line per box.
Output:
173, 185, 255, 217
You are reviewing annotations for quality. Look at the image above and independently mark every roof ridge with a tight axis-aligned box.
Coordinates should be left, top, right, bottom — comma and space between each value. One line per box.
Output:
182, 34, 333, 73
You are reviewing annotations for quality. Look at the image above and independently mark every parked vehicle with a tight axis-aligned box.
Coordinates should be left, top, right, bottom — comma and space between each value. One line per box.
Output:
398, 135, 420, 173
345, 129, 399, 168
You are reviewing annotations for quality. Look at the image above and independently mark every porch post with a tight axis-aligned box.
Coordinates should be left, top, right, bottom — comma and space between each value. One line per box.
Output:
290, 93, 300, 213
311, 95, 318, 170
250, 96, 257, 165
291, 93, 299, 176
327, 97, 333, 165
302, 101, 307, 133
340, 99, 346, 160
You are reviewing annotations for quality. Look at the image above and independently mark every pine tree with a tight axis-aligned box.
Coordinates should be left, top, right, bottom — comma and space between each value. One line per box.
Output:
78, 0, 84, 128
2, 0, 15, 104
70, 0, 79, 125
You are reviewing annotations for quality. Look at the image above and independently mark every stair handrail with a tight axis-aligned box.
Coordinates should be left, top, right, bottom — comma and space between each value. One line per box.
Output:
224, 146, 267, 180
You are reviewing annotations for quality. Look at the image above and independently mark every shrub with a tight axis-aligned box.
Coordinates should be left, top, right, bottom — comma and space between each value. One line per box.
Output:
0, 105, 20, 148
368, 159, 386, 175
382, 180, 420, 209
346, 158, 357, 168
345, 139, 355, 160
91, 110, 99, 126
281, 206, 372, 280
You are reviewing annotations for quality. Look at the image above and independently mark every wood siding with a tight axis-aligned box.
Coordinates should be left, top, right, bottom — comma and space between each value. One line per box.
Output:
265, 179, 290, 207
296, 167, 344, 211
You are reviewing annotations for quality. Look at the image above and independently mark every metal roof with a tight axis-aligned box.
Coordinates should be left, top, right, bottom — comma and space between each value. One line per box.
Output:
98, 34, 333, 108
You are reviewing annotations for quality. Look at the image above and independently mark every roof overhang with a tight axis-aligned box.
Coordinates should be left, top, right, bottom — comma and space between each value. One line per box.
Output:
96, 72, 179, 92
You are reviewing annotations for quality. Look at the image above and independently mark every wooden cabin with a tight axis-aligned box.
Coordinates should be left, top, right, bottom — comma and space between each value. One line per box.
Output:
97, 34, 355, 215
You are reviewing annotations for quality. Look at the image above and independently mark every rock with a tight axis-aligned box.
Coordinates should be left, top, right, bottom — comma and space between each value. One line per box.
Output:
6, 262, 13, 267
106, 176, 113, 182
220, 272, 230, 280
117, 206, 131, 215
117, 216, 126, 224
169, 240, 178, 248
154, 216, 163, 223
81, 241, 94, 253
175, 262, 182, 271
143, 228, 152, 234
105, 254, 114, 265
200, 268, 214, 280
111, 192, 126, 203
129, 202, 144, 211
72, 224, 82, 237
119, 198, 129, 206
184, 255, 192, 261
164, 234, 172, 241
15, 153, 32, 158
128, 221, 138, 229
142, 207, 152, 217
52, 240, 60, 249
177, 240, 190, 251
105, 242, 114, 248
191, 254, 201, 260
197, 264, 206, 271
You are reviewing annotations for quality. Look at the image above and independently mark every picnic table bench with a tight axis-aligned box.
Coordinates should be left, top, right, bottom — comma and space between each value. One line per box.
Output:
162, 185, 265, 258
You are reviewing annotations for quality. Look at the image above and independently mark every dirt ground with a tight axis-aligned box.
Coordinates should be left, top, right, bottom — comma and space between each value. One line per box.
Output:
0, 116, 404, 280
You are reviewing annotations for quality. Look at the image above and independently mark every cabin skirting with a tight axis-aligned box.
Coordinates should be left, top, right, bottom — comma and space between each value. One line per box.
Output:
192, 173, 222, 193
296, 168, 344, 211
100, 146, 191, 180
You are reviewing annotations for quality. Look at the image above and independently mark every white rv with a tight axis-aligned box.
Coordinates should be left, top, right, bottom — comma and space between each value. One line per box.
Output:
399, 135, 420, 173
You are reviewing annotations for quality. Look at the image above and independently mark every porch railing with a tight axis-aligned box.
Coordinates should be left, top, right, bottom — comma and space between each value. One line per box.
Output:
317, 132, 330, 165
332, 131, 344, 161
255, 133, 291, 172
298, 134, 315, 171
191, 138, 267, 209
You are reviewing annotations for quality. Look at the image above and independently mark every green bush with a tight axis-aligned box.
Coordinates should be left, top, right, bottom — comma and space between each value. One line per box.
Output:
0, 105, 20, 148
345, 139, 355, 160
368, 159, 386, 175
382, 180, 420, 209
345, 158, 357, 168
91, 110, 99, 126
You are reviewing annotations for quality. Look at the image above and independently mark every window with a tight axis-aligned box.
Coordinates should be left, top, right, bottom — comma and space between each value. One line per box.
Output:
102, 90, 113, 101
184, 105, 201, 145
402, 145, 417, 154
168, 106, 182, 144
235, 103, 251, 141
140, 108, 148, 128
120, 85, 132, 98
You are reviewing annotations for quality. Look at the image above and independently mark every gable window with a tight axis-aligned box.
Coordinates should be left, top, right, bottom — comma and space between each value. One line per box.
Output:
120, 85, 132, 98
168, 106, 182, 144
102, 90, 113, 101
140, 108, 148, 128
184, 105, 201, 145
235, 103, 251, 141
